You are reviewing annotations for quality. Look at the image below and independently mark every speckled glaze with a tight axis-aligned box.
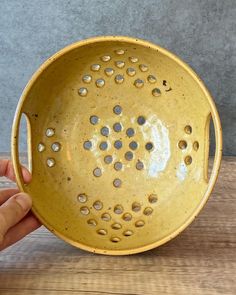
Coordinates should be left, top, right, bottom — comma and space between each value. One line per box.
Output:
11, 36, 222, 255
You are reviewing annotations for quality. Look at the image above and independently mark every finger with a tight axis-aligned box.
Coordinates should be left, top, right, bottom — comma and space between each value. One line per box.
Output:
0, 214, 41, 251
0, 193, 32, 242
0, 188, 19, 205
0, 159, 15, 180
0, 159, 31, 183
21, 166, 32, 183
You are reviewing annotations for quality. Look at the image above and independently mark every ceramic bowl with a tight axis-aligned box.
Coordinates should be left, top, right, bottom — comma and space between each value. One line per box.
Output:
12, 36, 222, 255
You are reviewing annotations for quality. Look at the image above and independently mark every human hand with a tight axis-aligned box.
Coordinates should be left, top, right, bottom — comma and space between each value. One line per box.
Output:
0, 159, 41, 250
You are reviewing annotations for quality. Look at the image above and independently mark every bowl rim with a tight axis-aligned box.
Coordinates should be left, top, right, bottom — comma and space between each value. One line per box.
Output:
11, 35, 222, 255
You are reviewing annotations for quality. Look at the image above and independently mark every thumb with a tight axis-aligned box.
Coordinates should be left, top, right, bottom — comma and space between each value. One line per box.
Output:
0, 193, 32, 244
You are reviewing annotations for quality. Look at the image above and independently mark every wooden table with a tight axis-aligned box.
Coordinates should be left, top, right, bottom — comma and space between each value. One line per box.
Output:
0, 154, 235, 295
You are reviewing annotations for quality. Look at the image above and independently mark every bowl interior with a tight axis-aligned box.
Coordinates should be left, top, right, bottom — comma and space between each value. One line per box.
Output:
14, 38, 220, 254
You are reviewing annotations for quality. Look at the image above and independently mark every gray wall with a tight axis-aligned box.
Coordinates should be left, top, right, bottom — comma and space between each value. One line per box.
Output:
0, 0, 235, 155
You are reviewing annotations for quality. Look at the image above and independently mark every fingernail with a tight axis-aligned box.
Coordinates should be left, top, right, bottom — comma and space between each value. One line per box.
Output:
15, 193, 32, 211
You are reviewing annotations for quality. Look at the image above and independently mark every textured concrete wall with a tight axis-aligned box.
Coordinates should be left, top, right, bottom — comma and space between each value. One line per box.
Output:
0, 0, 235, 155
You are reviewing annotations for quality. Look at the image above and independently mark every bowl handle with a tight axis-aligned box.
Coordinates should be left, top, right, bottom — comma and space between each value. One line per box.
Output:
11, 112, 32, 190
204, 112, 221, 183
204, 113, 211, 182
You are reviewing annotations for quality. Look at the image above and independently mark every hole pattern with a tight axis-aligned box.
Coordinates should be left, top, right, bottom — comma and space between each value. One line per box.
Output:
126, 68, 136, 76
135, 220, 145, 227
101, 126, 110, 137
99, 141, 108, 151
126, 128, 135, 137
113, 178, 122, 188
40, 46, 168, 243
101, 55, 111, 62
87, 219, 97, 226
148, 194, 158, 204
115, 49, 125, 55
76, 52, 172, 193
104, 68, 114, 76
145, 142, 154, 151
83, 140, 92, 150
97, 229, 107, 235
80, 192, 157, 241
152, 88, 161, 97
178, 125, 199, 165
77, 194, 87, 203
104, 155, 113, 164
129, 141, 138, 150
178, 140, 187, 150
193, 141, 199, 151
185, 155, 192, 165
147, 75, 157, 83
91, 64, 100, 71
38, 143, 45, 152
71, 49, 173, 244
46, 128, 55, 137
80, 206, 90, 215
143, 207, 153, 216
79, 189, 157, 242
93, 167, 102, 177
115, 74, 124, 84
39, 129, 63, 168
113, 122, 122, 132
114, 140, 122, 150
93, 201, 103, 210
47, 158, 55, 168
114, 205, 123, 214
185, 125, 192, 134
110, 236, 121, 243
86, 106, 156, 186
111, 223, 122, 230
136, 160, 144, 170
132, 202, 141, 212
134, 79, 144, 88
137, 116, 146, 125
115, 61, 125, 68
101, 213, 111, 221
90, 115, 99, 125
125, 151, 134, 161
78, 51, 169, 99
123, 230, 133, 236
114, 162, 123, 171
113, 105, 122, 115
96, 79, 105, 88
82, 75, 92, 83
129, 56, 138, 63
51, 142, 61, 152
78, 87, 88, 97
122, 213, 132, 221
139, 64, 148, 72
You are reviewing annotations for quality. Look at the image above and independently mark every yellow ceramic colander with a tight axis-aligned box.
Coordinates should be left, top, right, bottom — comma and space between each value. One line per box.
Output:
12, 36, 222, 255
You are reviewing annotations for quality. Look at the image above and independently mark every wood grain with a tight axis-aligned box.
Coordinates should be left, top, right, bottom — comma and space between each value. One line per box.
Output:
0, 154, 235, 295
